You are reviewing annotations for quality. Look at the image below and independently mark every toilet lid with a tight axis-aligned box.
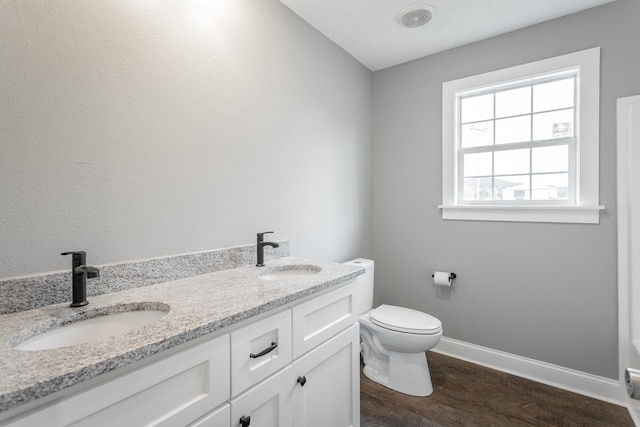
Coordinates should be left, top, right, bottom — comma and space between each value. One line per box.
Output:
369, 305, 442, 335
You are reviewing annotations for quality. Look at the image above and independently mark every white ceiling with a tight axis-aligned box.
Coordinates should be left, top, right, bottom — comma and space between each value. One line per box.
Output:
278, 0, 615, 71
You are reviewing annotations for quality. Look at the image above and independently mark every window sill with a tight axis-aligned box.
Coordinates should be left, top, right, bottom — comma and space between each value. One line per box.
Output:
438, 204, 605, 224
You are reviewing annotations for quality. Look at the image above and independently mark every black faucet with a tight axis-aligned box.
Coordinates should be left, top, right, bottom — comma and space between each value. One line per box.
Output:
61, 251, 100, 307
256, 231, 279, 267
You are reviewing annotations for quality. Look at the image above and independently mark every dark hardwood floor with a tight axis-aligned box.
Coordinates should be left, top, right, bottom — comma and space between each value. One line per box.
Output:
361, 351, 634, 426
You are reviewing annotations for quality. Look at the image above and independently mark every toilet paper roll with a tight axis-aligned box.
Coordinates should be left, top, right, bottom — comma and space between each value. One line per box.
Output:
433, 271, 453, 287
626, 367, 640, 399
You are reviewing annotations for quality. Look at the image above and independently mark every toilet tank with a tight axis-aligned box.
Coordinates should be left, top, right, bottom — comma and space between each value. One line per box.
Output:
343, 258, 374, 315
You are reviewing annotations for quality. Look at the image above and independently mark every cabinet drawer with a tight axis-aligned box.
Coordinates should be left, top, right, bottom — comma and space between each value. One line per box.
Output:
7, 334, 230, 427
231, 309, 292, 396
292, 282, 356, 359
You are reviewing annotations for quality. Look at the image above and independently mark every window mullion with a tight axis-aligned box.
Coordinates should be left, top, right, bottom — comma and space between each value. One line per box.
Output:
461, 137, 574, 154
492, 92, 496, 200
529, 85, 534, 141
529, 148, 533, 201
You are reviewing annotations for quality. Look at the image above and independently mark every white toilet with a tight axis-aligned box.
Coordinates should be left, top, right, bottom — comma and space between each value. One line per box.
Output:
345, 258, 442, 397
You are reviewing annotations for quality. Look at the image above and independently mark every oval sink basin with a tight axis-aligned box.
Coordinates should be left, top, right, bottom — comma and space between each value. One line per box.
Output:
13, 308, 168, 351
260, 265, 321, 281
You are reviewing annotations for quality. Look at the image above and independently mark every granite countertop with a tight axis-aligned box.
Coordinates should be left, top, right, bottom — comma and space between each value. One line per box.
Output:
0, 257, 364, 415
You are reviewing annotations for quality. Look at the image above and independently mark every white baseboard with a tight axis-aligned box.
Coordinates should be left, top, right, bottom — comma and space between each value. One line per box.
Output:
629, 401, 640, 426
432, 337, 626, 406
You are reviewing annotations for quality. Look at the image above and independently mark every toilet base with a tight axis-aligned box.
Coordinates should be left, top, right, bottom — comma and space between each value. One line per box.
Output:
362, 351, 433, 397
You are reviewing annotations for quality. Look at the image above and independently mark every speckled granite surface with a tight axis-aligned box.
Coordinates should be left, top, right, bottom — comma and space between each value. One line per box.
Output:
0, 257, 364, 415
0, 241, 289, 315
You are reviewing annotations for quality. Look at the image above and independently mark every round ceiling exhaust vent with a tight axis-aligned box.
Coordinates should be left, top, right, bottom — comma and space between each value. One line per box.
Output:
396, 3, 435, 28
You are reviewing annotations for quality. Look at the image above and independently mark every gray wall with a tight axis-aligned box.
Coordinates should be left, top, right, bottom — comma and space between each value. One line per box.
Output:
3, 0, 635, 381
372, 0, 640, 379
0, 0, 373, 278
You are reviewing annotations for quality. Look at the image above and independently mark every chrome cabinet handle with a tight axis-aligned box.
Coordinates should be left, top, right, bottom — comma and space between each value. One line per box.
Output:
249, 341, 278, 358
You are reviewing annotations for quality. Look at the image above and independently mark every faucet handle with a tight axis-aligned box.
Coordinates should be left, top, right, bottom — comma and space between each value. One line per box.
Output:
257, 231, 274, 241
61, 251, 88, 267
61, 251, 86, 258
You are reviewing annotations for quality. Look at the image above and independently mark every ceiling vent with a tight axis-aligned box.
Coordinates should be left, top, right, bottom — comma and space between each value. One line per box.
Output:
396, 3, 435, 28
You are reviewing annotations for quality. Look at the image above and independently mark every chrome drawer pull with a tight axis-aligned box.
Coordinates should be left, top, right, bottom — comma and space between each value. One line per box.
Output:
249, 341, 278, 358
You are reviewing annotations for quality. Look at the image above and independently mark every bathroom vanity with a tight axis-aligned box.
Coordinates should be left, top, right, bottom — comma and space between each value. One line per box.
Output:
0, 257, 363, 427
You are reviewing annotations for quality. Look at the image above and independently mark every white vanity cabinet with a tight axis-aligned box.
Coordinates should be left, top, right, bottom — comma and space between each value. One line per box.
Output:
228, 282, 359, 427
5, 281, 359, 427
227, 325, 360, 427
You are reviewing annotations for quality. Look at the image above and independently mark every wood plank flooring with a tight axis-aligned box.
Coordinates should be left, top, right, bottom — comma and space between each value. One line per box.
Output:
361, 351, 634, 426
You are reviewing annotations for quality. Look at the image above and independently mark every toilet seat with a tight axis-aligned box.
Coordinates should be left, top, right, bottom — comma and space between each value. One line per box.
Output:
369, 304, 442, 335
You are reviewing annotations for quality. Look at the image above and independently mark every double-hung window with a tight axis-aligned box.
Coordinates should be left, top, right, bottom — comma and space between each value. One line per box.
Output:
441, 47, 603, 224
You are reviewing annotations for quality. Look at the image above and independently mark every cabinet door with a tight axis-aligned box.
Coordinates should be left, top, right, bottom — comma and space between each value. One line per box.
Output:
292, 324, 360, 427
230, 366, 293, 427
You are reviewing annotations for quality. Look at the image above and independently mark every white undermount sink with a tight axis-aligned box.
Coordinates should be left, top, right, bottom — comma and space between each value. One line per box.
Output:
13, 308, 168, 351
259, 265, 321, 281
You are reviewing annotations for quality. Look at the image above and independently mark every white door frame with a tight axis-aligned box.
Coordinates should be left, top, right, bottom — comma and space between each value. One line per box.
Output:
617, 94, 640, 424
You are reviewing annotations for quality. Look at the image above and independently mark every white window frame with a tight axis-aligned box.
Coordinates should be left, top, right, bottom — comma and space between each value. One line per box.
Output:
440, 47, 604, 224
